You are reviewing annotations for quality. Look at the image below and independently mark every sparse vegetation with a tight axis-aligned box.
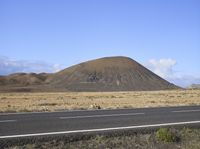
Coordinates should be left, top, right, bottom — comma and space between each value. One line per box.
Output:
0, 89, 200, 113
156, 128, 178, 142
2, 127, 200, 149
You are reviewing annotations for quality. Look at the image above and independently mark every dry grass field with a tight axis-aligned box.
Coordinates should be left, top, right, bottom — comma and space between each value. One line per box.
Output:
0, 89, 200, 113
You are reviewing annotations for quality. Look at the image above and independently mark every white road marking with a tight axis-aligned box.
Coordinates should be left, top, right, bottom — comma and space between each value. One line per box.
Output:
172, 109, 200, 113
1, 120, 200, 139
0, 120, 16, 123
59, 112, 145, 119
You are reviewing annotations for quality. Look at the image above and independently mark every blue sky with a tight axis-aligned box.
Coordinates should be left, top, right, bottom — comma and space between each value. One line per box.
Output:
0, 0, 200, 87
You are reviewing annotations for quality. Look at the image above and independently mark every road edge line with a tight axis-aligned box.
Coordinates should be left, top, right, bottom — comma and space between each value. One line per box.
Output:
1, 120, 200, 139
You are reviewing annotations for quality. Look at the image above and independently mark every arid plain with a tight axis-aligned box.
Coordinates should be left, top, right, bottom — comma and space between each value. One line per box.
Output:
0, 89, 200, 113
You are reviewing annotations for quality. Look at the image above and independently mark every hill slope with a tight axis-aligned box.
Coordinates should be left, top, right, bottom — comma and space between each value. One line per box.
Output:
0, 56, 179, 91
46, 56, 178, 91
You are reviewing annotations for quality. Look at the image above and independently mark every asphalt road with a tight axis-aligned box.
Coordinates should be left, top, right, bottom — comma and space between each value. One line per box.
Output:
0, 105, 200, 139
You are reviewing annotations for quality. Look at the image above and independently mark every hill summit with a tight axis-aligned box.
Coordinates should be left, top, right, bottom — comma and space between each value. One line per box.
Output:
0, 56, 179, 92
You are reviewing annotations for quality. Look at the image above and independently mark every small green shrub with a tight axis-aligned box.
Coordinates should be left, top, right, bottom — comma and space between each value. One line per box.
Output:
156, 128, 177, 142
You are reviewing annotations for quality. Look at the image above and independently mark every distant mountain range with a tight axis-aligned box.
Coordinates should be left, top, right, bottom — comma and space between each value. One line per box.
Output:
188, 84, 200, 89
0, 56, 180, 92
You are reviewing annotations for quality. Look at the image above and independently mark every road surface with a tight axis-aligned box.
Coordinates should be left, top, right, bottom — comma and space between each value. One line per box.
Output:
0, 105, 200, 139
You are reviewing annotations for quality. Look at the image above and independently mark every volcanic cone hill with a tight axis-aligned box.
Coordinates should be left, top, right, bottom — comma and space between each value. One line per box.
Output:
46, 56, 179, 91
0, 56, 179, 92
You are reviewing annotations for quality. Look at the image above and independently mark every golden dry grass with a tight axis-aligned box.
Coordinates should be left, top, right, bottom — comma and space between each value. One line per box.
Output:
0, 89, 200, 113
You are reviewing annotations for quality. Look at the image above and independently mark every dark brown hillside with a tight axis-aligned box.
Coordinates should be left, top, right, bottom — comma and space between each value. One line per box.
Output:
0, 56, 179, 92
0, 73, 50, 92
0, 73, 49, 86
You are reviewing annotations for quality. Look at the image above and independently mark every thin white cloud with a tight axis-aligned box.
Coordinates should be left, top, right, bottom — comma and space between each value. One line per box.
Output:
145, 58, 200, 88
0, 56, 64, 75
146, 58, 176, 78
169, 75, 200, 88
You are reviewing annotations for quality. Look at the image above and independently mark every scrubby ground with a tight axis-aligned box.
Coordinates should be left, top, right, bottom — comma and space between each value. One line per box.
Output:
0, 90, 200, 113
3, 127, 200, 149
